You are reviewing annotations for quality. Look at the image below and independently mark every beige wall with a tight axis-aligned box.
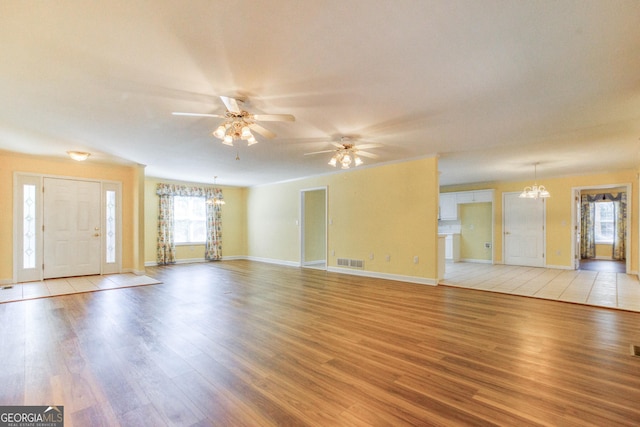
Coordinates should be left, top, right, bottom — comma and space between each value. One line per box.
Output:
143, 177, 247, 264
247, 157, 441, 281
442, 169, 638, 272
0, 151, 141, 281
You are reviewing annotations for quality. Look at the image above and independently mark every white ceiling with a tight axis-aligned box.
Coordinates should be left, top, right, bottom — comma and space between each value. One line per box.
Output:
2, 1, 640, 187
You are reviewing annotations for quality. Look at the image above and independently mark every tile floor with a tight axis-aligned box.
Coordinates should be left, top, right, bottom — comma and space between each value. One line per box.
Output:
0, 273, 161, 303
442, 262, 640, 312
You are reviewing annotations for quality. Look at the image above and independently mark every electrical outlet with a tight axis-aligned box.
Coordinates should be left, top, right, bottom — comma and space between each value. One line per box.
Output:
484, 242, 491, 249
385, 255, 391, 262
413, 256, 419, 264
369, 253, 374, 260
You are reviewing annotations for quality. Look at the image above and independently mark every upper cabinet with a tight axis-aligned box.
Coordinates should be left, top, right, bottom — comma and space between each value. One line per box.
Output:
439, 193, 458, 220
439, 190, 494, 220
455, 190, 493, 204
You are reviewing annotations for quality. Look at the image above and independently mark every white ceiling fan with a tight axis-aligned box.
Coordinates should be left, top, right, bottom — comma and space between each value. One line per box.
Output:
172, 96, 295, 146
305, 136, 380, 169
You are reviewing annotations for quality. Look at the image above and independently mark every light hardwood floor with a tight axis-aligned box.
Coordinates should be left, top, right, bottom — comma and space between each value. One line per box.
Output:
443, 262, 640, 312
1, 261, 640, 426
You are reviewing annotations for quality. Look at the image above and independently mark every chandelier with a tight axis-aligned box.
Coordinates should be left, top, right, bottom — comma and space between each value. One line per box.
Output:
520, 163, 550, 199
328, 144, 363, 169
212, 112, 257, 146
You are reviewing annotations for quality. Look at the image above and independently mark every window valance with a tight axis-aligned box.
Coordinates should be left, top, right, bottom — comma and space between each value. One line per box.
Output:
156, 183, 223, 200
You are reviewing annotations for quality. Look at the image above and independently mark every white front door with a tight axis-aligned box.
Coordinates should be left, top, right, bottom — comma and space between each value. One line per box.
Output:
503, 192, 545, 267
43, 178, 101, 278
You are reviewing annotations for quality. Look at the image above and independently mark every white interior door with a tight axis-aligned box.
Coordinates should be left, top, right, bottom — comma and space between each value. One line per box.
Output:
503, 192, 545, 267
43, 178, 101, 279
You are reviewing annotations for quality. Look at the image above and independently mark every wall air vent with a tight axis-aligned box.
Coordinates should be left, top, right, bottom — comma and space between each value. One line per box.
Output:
337, 258, 364, 269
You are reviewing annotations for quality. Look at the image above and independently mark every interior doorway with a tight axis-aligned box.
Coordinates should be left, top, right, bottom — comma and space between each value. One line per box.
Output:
300, 187, 327, 270
573, 184, 630, 274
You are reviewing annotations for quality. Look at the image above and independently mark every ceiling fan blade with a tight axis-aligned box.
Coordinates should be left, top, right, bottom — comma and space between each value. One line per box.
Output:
172, 112, 225, 118
249, 123, 276, 139
355, 143, 382, 150
331, 142, 345, 148
304, 149, 336, 156
357, 150, 379, 159
253, 114, 295, 122
220, 96, 241, 113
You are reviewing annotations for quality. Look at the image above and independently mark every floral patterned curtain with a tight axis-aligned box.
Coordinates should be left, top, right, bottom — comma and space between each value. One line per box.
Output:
157, 190, 175, 265
205, 201, 222, 260
580, 195, 595, 259
156, 183, 223, 264
612, 192, 626, 260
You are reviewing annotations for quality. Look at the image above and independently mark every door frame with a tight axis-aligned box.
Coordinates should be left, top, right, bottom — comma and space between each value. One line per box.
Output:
13, 173, 122, 282
571, 183, 631, 273
299, 186, 328, 270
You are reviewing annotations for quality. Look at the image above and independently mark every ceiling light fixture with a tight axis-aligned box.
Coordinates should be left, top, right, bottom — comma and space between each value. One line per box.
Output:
328, 144, 363, 169
207, 176, 225, 206
212, 112, 258, 147
520, 163, 550, 199
67, 151, 90, 161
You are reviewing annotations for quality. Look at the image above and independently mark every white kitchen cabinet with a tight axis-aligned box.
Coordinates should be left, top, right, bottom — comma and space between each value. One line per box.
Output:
439, 193, 458, 220
444, 234, 460, 262
455, 190, 494, 204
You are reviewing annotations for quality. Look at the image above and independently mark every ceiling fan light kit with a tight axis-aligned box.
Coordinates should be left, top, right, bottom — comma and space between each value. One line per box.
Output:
328, 146, 364, 169
173, 95, 294, 148
306, 137, 379, 169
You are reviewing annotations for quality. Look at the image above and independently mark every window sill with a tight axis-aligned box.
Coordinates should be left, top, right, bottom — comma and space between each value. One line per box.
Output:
175, 242, 205, 246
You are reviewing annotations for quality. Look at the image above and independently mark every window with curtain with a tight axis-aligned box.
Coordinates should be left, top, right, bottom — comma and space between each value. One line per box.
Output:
156, 183, 223, 265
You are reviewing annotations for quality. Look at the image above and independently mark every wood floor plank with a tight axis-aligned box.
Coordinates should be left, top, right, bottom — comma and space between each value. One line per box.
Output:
2, 261, 640, 425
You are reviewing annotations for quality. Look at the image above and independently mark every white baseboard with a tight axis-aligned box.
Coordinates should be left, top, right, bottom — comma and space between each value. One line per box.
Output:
328, 266, 438, 286
544, 264, 575, 270
459, 258, 493, 264
244, 256, 300, 268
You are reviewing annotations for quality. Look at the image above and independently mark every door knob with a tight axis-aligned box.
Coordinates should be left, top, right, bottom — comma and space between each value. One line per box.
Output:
94, 233, 100, 237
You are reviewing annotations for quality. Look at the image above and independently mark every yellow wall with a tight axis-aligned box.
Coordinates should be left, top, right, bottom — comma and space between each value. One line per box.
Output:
442, 169, 638, 272
459, 202, 492, 261
247, 157, 441, 281
0, 151, 141, 281
143, 177, 247, 264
